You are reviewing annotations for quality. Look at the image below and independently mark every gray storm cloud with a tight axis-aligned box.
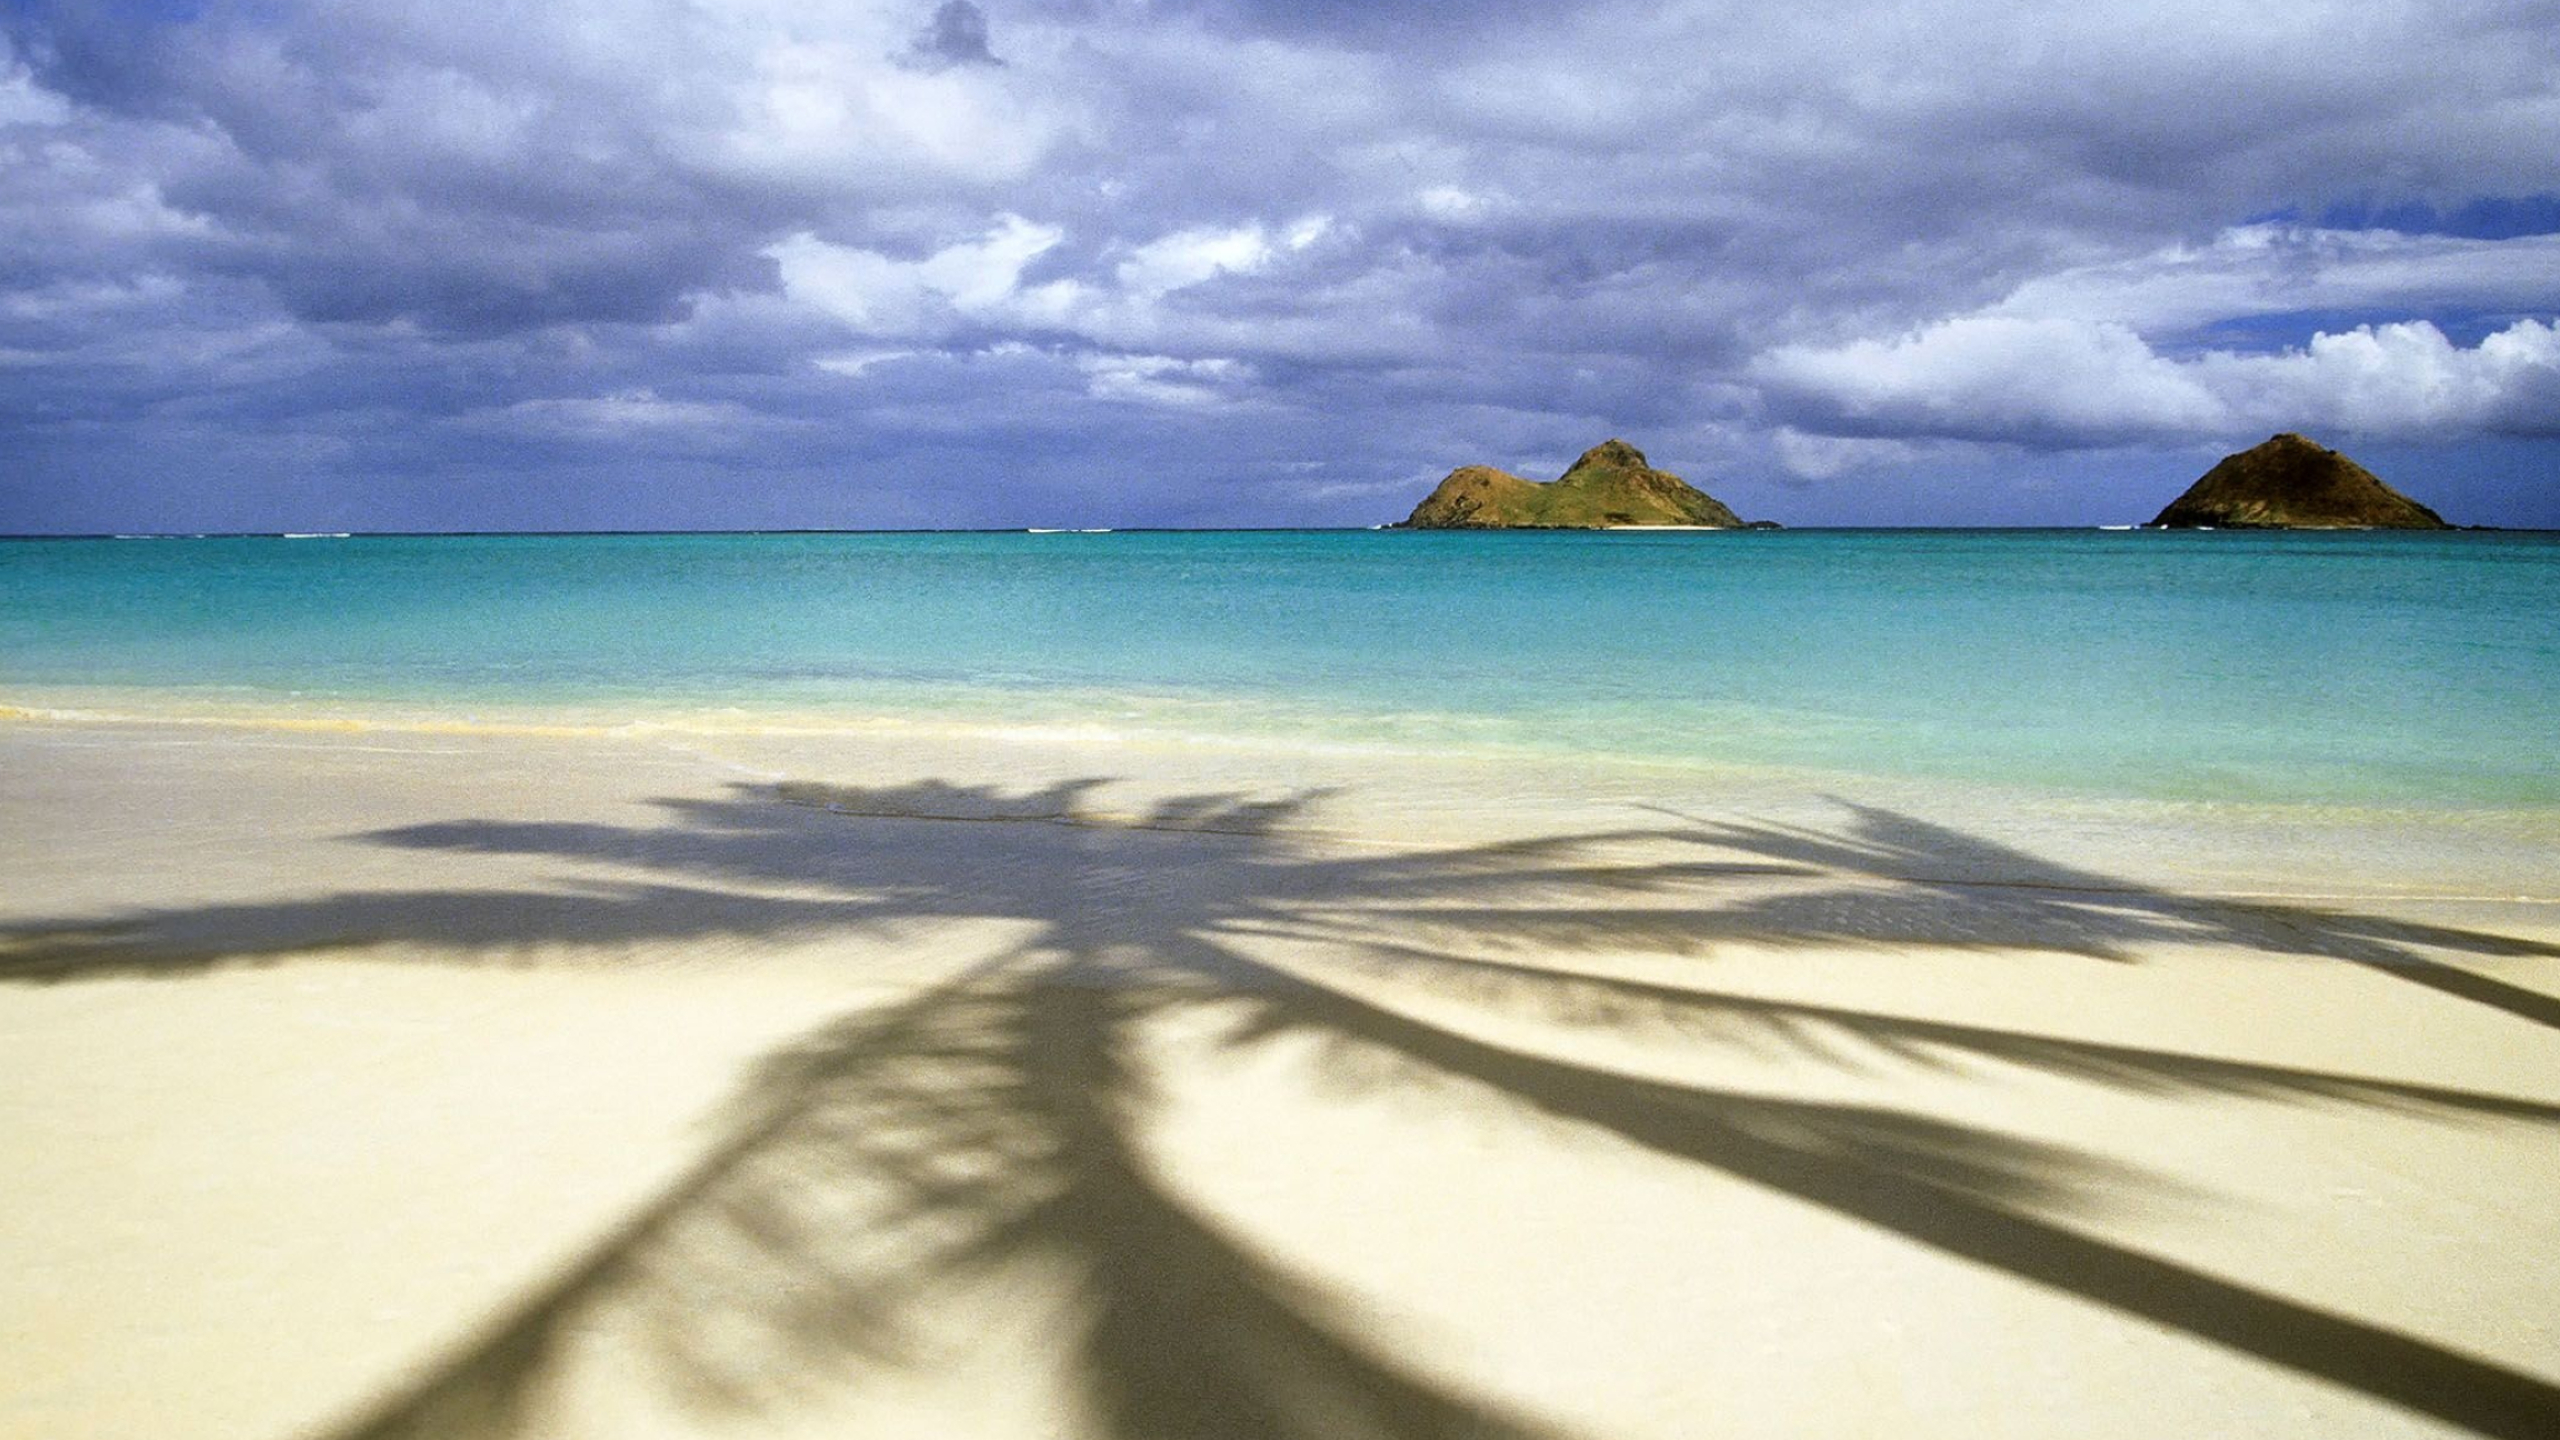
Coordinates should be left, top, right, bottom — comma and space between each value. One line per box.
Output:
2, 0, 2556, 530
905, 1, 1002, 70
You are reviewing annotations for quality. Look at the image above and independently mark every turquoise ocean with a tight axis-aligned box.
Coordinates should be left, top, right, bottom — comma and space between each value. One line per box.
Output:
4, 529, 2555, 807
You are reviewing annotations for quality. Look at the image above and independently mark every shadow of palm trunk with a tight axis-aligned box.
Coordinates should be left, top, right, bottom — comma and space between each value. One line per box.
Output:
330, 946, 1560, 1440
1021, 971, 1562, 1440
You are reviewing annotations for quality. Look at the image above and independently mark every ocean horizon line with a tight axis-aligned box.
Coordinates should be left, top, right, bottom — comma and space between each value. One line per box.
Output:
7, 524, 2555, 541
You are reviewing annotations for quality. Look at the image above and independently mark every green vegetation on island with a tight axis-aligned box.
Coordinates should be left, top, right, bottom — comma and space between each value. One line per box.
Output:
2147, 433, 2450, 530
1399, 439, 1753, 529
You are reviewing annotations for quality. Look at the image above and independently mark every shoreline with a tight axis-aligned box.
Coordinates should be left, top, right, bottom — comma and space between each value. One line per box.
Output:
10, 696, 2560, 905
5, 718, 2559, 1440
11, 677, 2560, 818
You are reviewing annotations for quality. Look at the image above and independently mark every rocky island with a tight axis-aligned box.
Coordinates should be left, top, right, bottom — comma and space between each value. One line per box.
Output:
1399, 439, 1752, 528
2147, 433, 2450, 529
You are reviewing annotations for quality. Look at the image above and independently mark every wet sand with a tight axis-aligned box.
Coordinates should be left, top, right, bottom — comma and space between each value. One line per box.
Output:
4, 717, 2558, 1440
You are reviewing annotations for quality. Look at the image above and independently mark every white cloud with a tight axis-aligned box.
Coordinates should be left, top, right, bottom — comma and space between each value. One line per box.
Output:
1759, 315, 2226, 441
1414, 186, 1507, 224
1760, 315, 2560, 444
2194, 318, 2560, 435
1075, 353, 1253, 408
775, 212, 1363, 369
768, 216, 1065, 335
1757, 218, 2560, 451
0, 58, 72, 127
1112, 217, 1330, 298
704, 36, 1066, 188
1116, 224, 1273, 297
811, 347, 920, 378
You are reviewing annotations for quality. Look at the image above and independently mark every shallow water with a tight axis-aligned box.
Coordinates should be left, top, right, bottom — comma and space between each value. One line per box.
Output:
4, 529, 2555, 806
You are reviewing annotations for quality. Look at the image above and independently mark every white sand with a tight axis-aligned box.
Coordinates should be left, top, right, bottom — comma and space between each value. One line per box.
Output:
3, 717, 2557, 1440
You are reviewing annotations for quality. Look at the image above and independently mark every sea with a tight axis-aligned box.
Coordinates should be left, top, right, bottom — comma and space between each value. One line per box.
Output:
4, 528, 2556, 809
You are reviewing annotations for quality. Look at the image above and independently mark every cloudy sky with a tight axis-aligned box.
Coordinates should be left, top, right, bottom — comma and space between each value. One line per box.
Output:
4, 0, 2556, 531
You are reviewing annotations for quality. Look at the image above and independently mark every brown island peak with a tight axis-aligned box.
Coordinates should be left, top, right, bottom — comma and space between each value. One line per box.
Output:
2147, 433, 2450, 530
1398, 439, 1768, 529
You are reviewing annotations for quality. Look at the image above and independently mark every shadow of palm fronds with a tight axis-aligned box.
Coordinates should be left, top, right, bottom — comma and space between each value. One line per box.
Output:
5, 781, 2557, 1439
1663, 803, 2560, 1027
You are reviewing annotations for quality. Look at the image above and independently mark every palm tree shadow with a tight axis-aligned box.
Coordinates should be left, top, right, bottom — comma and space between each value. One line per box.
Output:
1653, 801, 2560, 1028
5, 781, 2558, 1439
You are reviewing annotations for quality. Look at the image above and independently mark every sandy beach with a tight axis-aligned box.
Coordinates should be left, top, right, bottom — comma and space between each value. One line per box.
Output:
12, 0, 2560, 1429
5, 715, 2558, 1440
